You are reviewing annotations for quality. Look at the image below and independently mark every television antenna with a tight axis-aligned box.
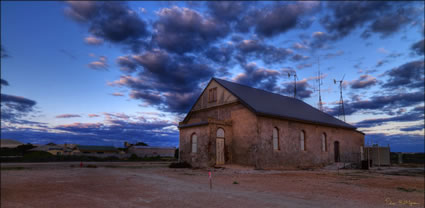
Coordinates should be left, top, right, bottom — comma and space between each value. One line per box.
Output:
334, 74, 346, 122
287, 71, 297, 99
317, 58, 323, 111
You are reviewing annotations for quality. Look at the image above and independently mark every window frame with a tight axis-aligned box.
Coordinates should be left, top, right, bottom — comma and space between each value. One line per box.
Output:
321, 133, 327, 152
208, 87, 217, 102
273, 127, 280, 151
191, 133, 197, 153
300, 130, 306, 151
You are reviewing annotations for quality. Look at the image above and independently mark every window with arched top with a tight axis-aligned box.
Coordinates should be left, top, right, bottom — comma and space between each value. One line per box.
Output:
273, 127, 279, 150
321, 133, 327, 152
191, 133, 197, 153
300, 130, 306, 151
217, 128, 225, 138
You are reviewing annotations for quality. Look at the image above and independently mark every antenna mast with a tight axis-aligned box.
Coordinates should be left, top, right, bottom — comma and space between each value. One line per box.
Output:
287, 72, 297, 99
333, 75, 346, 122
317, 58, 323, 111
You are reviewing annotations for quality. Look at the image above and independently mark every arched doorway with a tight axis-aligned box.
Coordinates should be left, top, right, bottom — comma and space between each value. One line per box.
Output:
334, 141, 340, 162
216, 128, 225, 165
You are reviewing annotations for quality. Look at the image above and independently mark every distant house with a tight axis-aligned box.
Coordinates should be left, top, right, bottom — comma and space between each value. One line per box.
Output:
30, 143, 65, 156
128, 146, 176, 157
0, 139, 23, 148
75, 145, 119, 154
178, 78, 365, 168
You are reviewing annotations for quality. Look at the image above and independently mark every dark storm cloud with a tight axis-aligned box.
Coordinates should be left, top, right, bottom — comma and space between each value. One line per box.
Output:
1, 113, 178, 147
382, 60, 424, 89
204, 45, 234, 65
110, 49, 214, 113
327, 91, 424, 116
321, 2, 390, 39
411, 39, 424, 56
152, 6, 229, 54
1, 79, 9, 86
322, 2, 419, 40
279, 79, 313, 99
207, 1, 250, 22
253, 2, 320, 37
233, 63, 280, 92
236, 39, 293, 65
116, 56, 138, 73
1, 93, 37, 123
350, 75, 377, 89
55, 114, 81, 119
65, 1, 149, 52
354, 107, 424, 128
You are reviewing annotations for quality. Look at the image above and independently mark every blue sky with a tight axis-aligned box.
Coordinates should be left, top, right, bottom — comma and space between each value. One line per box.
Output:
1, 1, 424, 152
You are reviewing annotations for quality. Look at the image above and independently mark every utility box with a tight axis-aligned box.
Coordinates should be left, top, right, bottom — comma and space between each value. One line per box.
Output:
364, 146, 390, 166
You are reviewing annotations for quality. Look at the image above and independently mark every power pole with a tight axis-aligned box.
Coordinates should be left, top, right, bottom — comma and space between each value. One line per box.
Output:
334, 75, 346, 122
317, 58, 323, 111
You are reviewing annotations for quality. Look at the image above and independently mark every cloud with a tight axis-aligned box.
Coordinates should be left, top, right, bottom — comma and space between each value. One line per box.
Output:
411, 39, 424, 55
1, 79, 9, 86
88, 114, 100, 118
355, 106, 424, 128
111, 92, 124, 97
109, 49, 214, 113
291, 54, 309, 62
252, 2, 320, 37
364, 7, 417, 38
375, 60, 389, 68
233, 62, 280, 92
327, 91, 424, 116
322, 2, 419, 40
84, 36, 103, 45
116, 56, 138, 73
65, 1, 149, 52
292, 42, 308, 50
364, 133, 424, 152
236, 39, 293, 65
349, 74, 378, 89
55, 114, 81, 119
1, 93, 37, 123
204, 44, 234, 65
207, 1, 250, 23
400, 125, 424, 132
382, 60, 424, 89
279, 79, 314, 99
324, 50, 344, 59
296, 63, 313, 70
152, 6, 228, 54
88, 56, 108, 70
321, 2, 390, 39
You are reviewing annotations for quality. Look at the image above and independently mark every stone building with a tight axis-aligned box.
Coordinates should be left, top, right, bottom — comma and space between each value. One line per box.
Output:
178, 78, 365, 168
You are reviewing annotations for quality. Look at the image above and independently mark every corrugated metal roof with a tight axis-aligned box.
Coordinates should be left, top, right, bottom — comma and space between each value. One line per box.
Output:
213, 78, 356, 130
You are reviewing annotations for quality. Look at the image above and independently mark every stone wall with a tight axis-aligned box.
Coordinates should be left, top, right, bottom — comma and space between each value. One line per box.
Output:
180, 104, 364, 169
254, 116, 364, 168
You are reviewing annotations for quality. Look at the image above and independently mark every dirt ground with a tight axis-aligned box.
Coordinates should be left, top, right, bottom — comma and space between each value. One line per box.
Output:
1, 162, 424, 208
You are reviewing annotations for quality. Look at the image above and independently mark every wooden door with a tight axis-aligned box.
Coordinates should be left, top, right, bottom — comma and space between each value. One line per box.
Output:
216, 138, 225, 165
334, 141, 340, 162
